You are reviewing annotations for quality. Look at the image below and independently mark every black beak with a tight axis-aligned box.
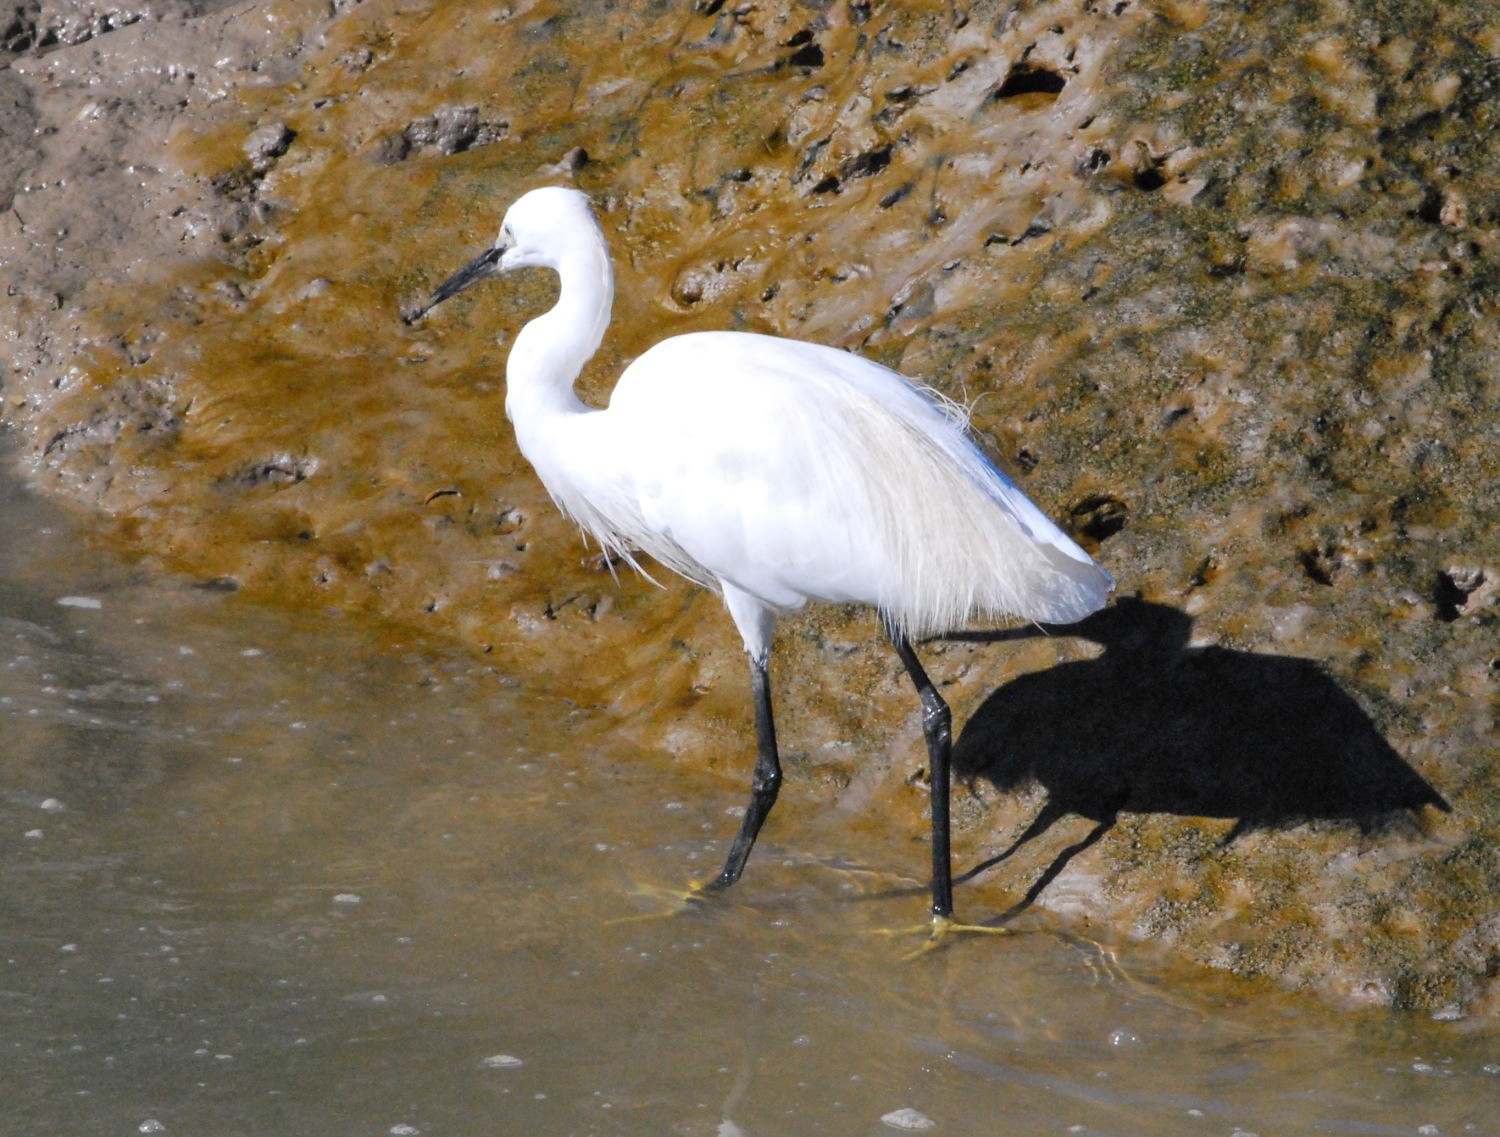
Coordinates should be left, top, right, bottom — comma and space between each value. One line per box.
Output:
406, 242, 506, 323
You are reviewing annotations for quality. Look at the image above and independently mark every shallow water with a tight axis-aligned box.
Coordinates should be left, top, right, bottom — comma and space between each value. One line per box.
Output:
1, 463, 1495, 1137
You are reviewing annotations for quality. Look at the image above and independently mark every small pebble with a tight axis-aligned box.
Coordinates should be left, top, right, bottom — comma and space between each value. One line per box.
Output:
480, 1054, 524, 1068
245, 122, 295, 169
881, 1107, 935, 1131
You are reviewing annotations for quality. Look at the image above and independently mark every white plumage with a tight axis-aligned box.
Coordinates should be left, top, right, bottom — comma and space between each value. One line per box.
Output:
588, 332, 1107, 642
417, 185, 1112, 926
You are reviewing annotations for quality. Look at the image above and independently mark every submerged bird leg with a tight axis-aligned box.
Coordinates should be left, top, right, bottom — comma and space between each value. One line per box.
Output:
708, 651, 783, 891
888, 629, 955, 920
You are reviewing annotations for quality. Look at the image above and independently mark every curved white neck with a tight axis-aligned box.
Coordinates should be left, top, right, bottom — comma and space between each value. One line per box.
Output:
504, 239, 615, 429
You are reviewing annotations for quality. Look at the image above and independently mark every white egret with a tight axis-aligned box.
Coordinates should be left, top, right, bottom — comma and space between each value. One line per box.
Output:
414, 186, 1112, 927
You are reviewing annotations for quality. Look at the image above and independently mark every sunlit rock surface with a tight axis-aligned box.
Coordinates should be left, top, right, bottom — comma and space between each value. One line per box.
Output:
2, 0, 1495, 1011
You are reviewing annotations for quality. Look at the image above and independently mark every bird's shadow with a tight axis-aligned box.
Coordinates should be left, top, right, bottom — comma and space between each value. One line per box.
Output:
946, 598, 1450, 917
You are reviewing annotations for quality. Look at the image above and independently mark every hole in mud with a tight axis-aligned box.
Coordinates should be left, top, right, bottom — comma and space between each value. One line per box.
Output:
992, 63, 1066, 101
1298, 548, 1335, 587
1133, 166, 1168, 192
840, 145, 892, 181
1413, 188, 1446, 225
1433, 567, 1484, 622
1434, 573, 1467, 621
1080, 147, 1111, 174
783, 31, 824, 70
1069, 495, 1128, 543
1011, 220, 1053, 245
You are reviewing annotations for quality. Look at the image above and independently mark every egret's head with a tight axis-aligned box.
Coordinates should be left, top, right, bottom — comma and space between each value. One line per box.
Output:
496, 186, 599, 269
410, 186, 600, 322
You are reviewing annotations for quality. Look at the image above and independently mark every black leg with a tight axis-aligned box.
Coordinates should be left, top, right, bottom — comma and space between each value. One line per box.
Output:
711, 652, 782, 890
889, 629, 954, 919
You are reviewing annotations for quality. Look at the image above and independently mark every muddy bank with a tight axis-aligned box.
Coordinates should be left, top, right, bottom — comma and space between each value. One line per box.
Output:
1, 0, 1495, 1011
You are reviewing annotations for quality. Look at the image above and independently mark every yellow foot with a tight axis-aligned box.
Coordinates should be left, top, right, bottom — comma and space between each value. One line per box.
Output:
602, 877, 719, 927
870, 914, 1013, 959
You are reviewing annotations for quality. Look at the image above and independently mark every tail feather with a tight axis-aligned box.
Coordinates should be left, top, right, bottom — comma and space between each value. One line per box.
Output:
826, 374, 1112, 636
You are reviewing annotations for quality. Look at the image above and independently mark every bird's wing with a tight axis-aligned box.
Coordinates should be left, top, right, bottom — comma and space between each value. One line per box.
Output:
740, 335, 1094, 565
605, 331, 1110, 629
606, 334, 873, 608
